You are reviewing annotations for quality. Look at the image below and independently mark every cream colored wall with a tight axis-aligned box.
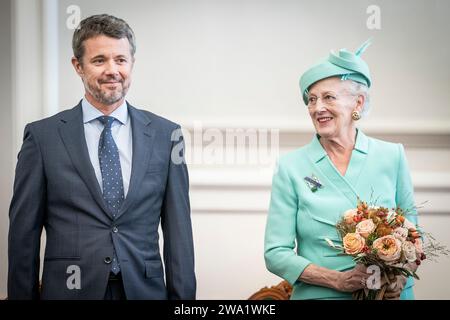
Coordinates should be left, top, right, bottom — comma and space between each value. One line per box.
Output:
1, 0, 449, 299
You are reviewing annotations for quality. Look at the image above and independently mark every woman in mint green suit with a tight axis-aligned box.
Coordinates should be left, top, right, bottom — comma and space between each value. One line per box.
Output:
264, 41, 418, 300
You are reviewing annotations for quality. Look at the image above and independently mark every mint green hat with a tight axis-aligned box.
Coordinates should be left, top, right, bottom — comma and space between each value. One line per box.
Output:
299, 39, 372, 105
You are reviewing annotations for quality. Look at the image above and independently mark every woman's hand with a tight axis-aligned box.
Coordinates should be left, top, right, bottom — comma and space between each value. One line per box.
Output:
335, 264, 368, 292
384, 275, 407, 300
384, 262, 417, 300
406, 261, 419, 273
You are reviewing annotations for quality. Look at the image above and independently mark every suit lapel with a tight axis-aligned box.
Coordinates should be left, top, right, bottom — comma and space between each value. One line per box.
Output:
306, 130, 369, 209
316, 157, 359, 207
115, 104, 155, 219
58, 103, 112, 217
343, 130, 369, 188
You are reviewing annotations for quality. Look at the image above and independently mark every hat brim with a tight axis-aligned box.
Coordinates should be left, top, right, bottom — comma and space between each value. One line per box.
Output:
299, 61, 370, 105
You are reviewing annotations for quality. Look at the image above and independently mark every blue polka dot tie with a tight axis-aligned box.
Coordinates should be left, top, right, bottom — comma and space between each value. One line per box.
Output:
98, 116, 124, 274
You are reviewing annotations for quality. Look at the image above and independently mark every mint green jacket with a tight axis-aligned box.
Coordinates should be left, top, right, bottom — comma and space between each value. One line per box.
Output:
264, 130, 417, 300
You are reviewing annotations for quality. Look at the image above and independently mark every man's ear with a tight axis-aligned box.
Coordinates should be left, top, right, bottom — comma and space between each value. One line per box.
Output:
71, 57, 84, 77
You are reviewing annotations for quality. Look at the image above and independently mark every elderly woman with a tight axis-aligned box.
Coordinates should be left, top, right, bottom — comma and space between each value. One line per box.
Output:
264, 41, 418, 300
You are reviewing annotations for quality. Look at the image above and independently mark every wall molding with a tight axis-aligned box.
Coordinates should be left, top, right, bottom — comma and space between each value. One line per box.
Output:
181, 126, 450, 150
189, 169, 450, 215
171, 116, 450, 135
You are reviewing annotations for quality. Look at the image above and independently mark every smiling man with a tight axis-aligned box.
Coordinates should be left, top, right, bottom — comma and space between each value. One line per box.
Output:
8, 14, 196, 300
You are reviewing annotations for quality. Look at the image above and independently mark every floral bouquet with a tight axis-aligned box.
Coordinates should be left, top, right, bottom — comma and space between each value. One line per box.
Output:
326, 198, 449, 300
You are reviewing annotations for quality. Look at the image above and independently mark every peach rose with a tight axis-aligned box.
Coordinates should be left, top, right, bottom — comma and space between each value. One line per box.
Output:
393, 227, 409, 241
343, 233, 366, 255
343, 209, 358, 224
402, 241, 417, 263
403, 218, 417, 230
372, 235, 402, 263
414, 238, 424, 255
356, 219, 376, 238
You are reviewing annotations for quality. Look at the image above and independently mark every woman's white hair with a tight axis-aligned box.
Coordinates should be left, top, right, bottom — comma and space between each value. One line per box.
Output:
346, 80, 370, 117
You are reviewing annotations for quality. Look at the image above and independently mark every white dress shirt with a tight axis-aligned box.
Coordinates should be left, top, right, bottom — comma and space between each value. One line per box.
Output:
82, 98, 133, 197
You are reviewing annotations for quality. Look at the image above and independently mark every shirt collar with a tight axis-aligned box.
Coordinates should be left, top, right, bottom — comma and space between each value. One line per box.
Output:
82, 97, 128, 125
307, 128, 369, 163
307, 134, 327, 163
353, 129, 369, 154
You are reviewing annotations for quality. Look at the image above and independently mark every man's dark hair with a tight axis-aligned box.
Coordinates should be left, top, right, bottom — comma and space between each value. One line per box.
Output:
72, 14, 136, 63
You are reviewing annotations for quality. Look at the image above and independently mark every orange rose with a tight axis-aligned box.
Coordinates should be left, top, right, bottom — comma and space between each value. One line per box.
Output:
343, 233, 366, 255
372, 235, 402, 263
396, 215, 405, 224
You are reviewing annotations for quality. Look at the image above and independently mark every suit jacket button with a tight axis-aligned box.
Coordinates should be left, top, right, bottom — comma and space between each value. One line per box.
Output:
112, 226, 118, 233
104, 257, 112, 264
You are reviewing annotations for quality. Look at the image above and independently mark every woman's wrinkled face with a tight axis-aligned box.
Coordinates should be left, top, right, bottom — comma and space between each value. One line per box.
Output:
307, 77, 363, 139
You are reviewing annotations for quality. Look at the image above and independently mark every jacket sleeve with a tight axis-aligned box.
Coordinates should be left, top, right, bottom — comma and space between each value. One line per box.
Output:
395, 143, 418, 290
264, 159, 312, 286
395, 143, 418, 225
8, 124, 46, 300
161, 126, 196, 299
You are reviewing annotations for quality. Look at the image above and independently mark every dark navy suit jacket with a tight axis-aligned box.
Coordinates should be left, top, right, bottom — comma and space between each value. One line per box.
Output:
8, 102, 196, 299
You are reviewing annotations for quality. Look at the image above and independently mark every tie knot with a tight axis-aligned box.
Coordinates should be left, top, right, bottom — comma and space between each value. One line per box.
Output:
97, 116, 115, 129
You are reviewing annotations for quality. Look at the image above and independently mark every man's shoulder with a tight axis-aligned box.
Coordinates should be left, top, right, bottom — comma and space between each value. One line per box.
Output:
28, 102, 182, 133
26, 105, 80, 131
128, 105, 180, 131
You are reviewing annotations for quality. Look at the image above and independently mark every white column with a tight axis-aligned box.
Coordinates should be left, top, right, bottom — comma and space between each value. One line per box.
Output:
42, 0, 59, 118
11, 0, 43, 155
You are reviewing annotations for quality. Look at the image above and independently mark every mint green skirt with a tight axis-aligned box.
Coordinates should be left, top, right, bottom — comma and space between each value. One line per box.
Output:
400, 287, 415, 300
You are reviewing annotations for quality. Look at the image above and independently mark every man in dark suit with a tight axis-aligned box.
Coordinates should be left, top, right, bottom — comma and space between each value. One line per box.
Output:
8, 14, 196, 300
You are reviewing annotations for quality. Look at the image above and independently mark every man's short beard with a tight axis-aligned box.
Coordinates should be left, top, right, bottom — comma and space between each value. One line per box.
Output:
85, 81, 128, 106
94, 89, 124, 105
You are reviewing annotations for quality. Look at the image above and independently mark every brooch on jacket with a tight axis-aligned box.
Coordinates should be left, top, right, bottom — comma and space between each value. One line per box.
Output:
304, 174, 323, 192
